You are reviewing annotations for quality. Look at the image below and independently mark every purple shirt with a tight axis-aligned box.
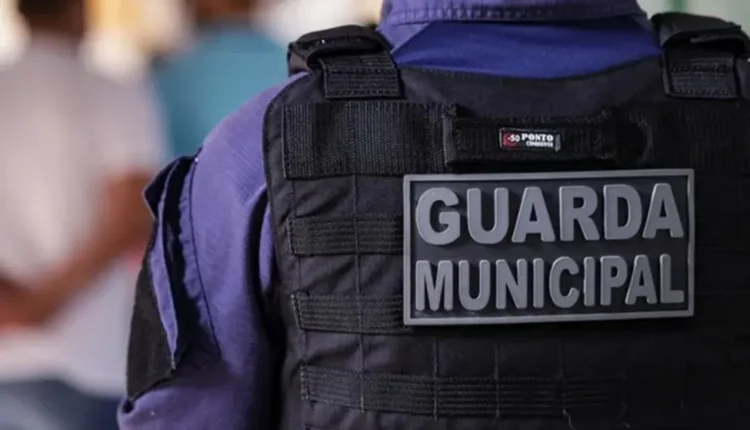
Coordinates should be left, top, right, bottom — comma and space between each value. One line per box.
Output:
119, 1, 660, 428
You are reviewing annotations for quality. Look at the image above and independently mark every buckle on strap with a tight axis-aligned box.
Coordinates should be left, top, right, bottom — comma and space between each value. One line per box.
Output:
288, 25, 393, 71
652, 12, 750, 100
653, 12, 750, 58
286, 25, 402, 100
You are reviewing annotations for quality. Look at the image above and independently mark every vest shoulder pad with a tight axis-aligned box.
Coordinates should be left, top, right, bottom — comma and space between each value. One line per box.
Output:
652, 12, 750, 99
652, 12, 750, 57
287, 25, 393, 76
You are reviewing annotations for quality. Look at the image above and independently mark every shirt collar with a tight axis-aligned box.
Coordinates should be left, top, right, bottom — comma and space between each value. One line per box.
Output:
381, 0, 646, 25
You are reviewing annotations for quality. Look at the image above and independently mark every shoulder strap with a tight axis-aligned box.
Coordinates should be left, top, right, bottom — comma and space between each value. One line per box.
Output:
287, 25, 402, 100
652, 12, 750, 100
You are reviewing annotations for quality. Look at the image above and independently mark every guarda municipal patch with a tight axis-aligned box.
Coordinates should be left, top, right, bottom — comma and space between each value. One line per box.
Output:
402, 169, 694, 326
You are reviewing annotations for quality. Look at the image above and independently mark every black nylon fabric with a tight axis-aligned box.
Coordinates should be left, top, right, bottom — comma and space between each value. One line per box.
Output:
287, 25, 401, 99
126, 226, 172, 400
653, 12, 750, 99
263, 29, 750, 430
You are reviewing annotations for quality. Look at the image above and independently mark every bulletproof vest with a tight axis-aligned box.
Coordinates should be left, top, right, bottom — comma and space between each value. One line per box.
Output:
264, 13, 750, 430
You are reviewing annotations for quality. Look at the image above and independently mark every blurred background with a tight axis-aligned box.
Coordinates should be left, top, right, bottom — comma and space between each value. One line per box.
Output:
0, 0, 749, 75
0, 0, 748, 429
1, 1, 749, 80
0, 0, 385, 78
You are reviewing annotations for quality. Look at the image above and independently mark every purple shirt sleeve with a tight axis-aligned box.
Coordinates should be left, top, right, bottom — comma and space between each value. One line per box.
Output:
118, 75, 304, 430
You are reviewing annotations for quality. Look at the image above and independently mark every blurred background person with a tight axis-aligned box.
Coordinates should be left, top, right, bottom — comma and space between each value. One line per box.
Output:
0, 0, 165, 428
154, 0, 287, 158
0, 0, 26, 64
259, 0, 374, 43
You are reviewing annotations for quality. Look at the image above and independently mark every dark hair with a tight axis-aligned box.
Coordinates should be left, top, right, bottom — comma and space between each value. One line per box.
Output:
188, 0, 259, 14
17, 0, 80, 20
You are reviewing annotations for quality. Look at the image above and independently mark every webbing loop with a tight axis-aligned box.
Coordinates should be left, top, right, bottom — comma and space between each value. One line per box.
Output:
287, 25, 402, 99
652, 12, 750, 99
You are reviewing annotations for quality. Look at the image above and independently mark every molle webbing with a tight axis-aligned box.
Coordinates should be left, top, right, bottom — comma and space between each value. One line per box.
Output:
653, 12, 750, 99
287, 25, 401, 99
282, 101, 750, 180
300, 364, 743, 419
282, 103, 626, 180
289, 214, 402, 256
293, 293, 750, 336
283, 102, 750, 422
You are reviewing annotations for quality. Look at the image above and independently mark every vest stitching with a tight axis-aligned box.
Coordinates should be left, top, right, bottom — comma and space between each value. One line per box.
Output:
559, 338, 570, 427
619, 335, 629, 426
432, 338, 439, 419
493, 342, 500, 420
352, 115, 366, 413
292, 178, 310, 418
679, 334, 688, 415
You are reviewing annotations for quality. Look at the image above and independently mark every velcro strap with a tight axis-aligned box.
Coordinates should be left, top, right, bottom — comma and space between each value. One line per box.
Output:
289, 214, 402, 256
283, 102, 454, 179
289, 26, 390, 67
628, 103, 750, 173
321, 54, 401, 100
652, 12, 750, 99
662, 50, 741, 99
293, 292, 750, 335
301, 364, 750, 420
293, 293, 407, 334
448, 111, 618, 167
283, 102, 623, 179
653, 12, 750, 57
301, 365, 676, 418
287, 25, 401, 99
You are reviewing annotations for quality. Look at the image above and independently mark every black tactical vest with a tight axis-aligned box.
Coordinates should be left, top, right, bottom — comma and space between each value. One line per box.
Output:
263, 13, 750, 430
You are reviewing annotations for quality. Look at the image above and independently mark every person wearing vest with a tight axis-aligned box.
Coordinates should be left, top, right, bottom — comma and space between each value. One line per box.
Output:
120, 1, 750, 429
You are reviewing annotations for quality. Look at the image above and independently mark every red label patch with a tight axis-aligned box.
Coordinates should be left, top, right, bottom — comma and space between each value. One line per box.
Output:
499, 129, 562, 152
